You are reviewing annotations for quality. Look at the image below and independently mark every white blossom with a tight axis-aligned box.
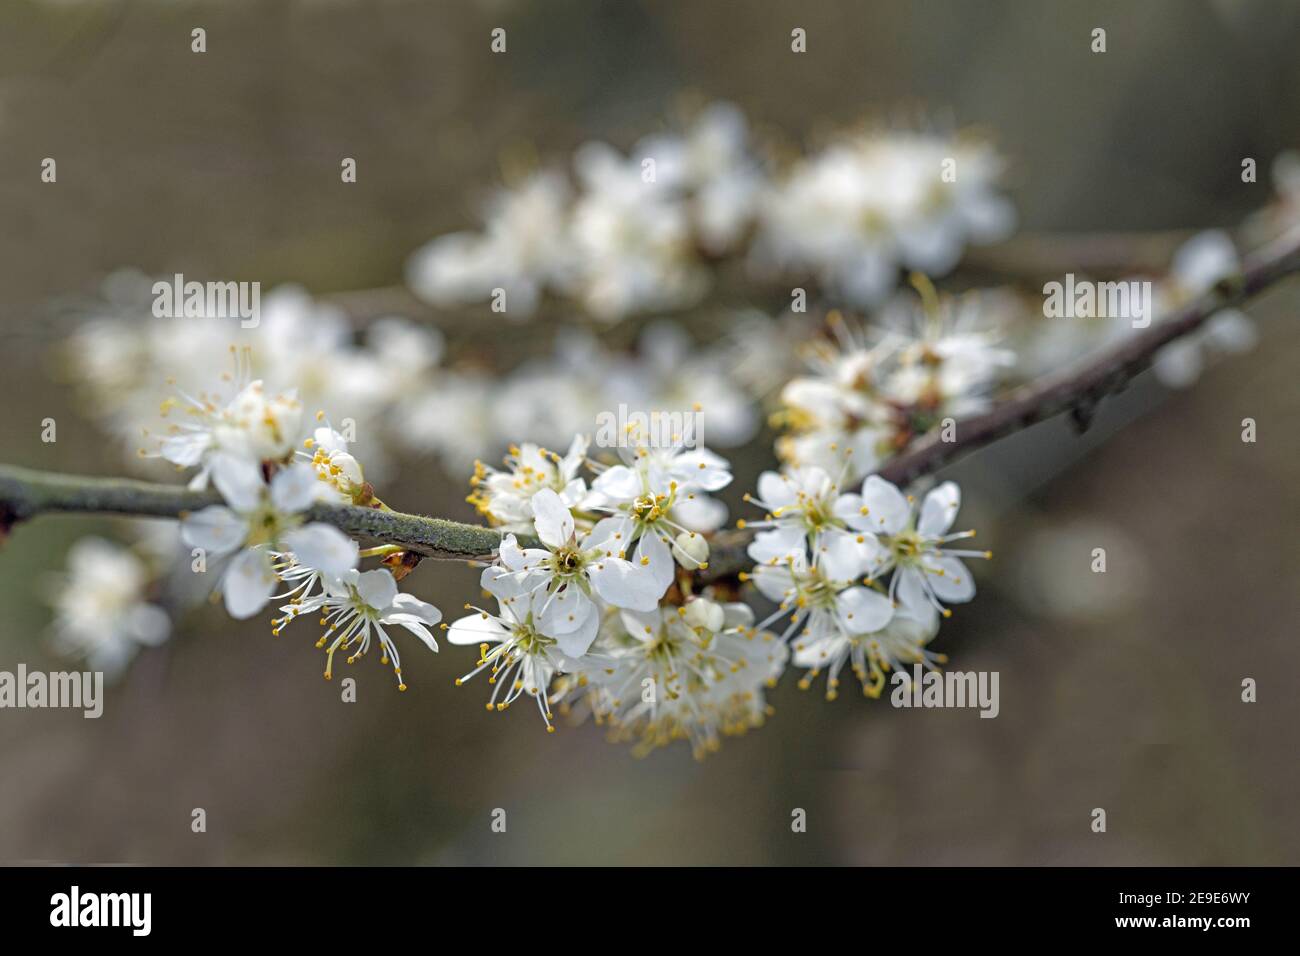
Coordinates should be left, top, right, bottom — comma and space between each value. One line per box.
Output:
180, 454, 358, 619
47, 537, 171, 678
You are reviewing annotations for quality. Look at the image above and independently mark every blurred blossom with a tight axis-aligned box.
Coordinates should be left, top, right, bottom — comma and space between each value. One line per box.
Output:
773, 285, 1014, 481
405, 105, 1014, 320
568, 141, 709, 320
1149, 231, 1257, 388
1012, 521, 1148, 621
752, 130, 1015, 306
64, 278, 442, 481
405, 170, 575, 318
46, 537, 171, 679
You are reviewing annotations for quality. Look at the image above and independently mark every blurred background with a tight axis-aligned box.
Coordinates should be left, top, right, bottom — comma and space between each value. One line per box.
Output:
0, 0, 1297, 865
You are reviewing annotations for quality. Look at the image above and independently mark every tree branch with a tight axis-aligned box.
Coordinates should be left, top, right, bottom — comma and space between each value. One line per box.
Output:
0, 464, 533, 561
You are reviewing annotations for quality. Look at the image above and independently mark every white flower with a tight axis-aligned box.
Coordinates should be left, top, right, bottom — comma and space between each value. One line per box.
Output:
748, 550, 895, 645
406, 170, 575, 318
568, 141, 708, 320
151, 362, 305, 490
635, 101, 763, 253
295, 569, 441, 690
47, 537, 171, 678
753, 130, 1014, 306
468, 435, 589, 532
584, 440, 733, 588
483, 488, 663, 654
743, 467, 880, 582
878, 288, 1016, 419
180, 454, 359, 619
447, 582, 581, 730
852, 477, 990, 618
298, 420, 366, 502
792, 608, 941, 700
1150, 231, 1256, 387
579, 601, 787, 759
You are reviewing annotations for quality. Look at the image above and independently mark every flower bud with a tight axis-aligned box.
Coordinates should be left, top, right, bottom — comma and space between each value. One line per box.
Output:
683, 597, 725, 633
673, 531, 709, 568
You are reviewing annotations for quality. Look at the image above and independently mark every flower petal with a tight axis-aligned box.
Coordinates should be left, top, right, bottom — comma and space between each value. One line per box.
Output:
180, 505, 246, 556
859, 475, 911, 534
354, 568, 399, 611
925, 555, 976, 603
918, 482, 961, 536
222, 546, 277, 619
270, 462, 321, 513
588, 556, 663, 611
835, 585, 895, 634
210, 452, 266, 513
446, 612, 508, 645
280, 523, 358, 577
530, 487, 575, 548
555, 608, 600, 659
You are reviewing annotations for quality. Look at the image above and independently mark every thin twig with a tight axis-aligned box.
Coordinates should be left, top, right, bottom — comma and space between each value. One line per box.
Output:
0, 464, 535, 561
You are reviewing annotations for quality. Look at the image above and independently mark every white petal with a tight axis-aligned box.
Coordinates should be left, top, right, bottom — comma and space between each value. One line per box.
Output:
835, 585, 895, 634
635, 530, 676, 594
210, 452, 266, 513
816, 529, 866, 583
180, 505, 246, 556
925, 555, 976, 603
390, 618, 439, 652
747, 525, 806, 566
280, 523, 358, 577
271, 463, 322, 513
585, 514, 636, 556
555, 609, 600, 659
669, 448, 732, 491
538, 585, 595, 636
446, 612, 508, 646
895, 566, 931, 617
354, 568, 399, 611
918, 482, 961, 536
750, 564, 797, 603
387, 592, 442, 625
530, 487, 575, 549
588, 556, 664, 611
591, 465, 642, 502
670, 494, 727, 532
159, 431, 212, 468
756, 470, 797, 509
222, 546, 277, 619
859, 475, 911, 534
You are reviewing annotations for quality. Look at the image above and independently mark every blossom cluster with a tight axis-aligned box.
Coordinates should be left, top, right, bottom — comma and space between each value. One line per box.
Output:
408, 103, 1014, 320
743, 469, 988, 699
150, 356, 443, 689
770, 280, 1017, 483
452, 433, 792, 757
